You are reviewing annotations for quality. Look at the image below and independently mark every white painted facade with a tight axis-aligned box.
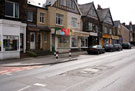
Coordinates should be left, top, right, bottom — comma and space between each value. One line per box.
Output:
0, 19, 26, 60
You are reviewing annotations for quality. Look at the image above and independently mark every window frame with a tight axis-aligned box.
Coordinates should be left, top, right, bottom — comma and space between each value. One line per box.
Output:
27, 11, 33, 22
72, 17, 77, 28
88, 22, 93, 31
5, 1, 19, 18
40, 12, 45, 23
56, 13, 64, 25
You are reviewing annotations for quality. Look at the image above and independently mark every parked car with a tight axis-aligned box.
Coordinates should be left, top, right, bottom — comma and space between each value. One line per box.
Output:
87, 45, 105, 54
113, 44, 123, 51
103, 44, 114, 52
122, 42, 131, 49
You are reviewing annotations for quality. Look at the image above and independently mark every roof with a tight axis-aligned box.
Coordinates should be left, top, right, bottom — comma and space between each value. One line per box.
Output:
79, 2, 93, 16
97, 8, 108, 21
27, 0, 56, 8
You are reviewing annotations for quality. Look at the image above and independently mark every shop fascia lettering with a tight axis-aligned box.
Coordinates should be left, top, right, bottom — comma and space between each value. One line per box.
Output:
54, 28, 71, 35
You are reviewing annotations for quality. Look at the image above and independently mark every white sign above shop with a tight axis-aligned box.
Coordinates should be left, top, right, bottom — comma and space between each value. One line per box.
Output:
90, 32, 98, 36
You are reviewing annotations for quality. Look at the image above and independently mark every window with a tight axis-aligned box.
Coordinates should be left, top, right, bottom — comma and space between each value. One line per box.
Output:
104, 27, 107, 34
58, 36, 70, 48
3, 35, 19, 51
81, 37, 88, 47
88, 22, 93, 31
72, 17, 77, 27
5, 1, 19, 18
95, 25, 98, 33
27, 11, 33, 22
72, 36, 78, 47
40, 13, 44, 23
109, 29, 112, 34
56, 13, 63, 25
90, 9, 95, 17
69, 0, 74, 9
60, 0, 66, 6
30, 33, 35, 42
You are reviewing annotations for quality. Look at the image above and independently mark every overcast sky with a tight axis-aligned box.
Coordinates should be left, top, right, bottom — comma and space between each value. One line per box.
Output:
78, 0, 135, 25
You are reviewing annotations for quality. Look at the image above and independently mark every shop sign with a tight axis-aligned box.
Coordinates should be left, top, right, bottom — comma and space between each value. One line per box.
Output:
52, 28, 71, 35
90, 32, 98, 36
102, 34, 111, 38
72, 32, 89, 37
111, 36, 119, 40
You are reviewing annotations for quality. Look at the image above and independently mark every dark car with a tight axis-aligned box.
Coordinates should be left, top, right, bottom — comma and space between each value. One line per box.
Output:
87, 45, 105, 54
122, 42, 131, 49
113, 44, 123, 51
103, 44, 114, 52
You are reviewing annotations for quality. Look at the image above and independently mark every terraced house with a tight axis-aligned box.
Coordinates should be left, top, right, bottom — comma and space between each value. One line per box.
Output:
79, 2, 100, 47
97, 5, 115, 46
0, 0, 27, 59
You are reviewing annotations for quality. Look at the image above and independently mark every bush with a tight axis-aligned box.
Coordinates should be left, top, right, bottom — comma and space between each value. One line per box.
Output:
26, 51, 38, 57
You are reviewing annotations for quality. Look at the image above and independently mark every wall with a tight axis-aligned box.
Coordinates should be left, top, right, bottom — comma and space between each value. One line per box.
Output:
121, 25, 130, 42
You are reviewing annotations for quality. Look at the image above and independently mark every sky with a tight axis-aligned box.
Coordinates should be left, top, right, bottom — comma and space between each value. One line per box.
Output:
78, 0, 135, 25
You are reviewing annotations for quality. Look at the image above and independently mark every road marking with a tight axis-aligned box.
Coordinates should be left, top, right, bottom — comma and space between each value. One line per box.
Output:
33, 83, 46, 87
83, 68, 99, 72
18, 85, 31, 91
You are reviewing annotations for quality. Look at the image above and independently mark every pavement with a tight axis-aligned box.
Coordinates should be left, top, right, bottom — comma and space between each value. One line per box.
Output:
0, 51, 87, 67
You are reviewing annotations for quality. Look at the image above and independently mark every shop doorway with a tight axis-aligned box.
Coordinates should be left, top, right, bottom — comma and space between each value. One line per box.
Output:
30, 32, 35, 49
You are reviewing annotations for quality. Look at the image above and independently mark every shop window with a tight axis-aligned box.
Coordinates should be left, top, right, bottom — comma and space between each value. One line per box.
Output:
72, 17, 77, 28
81, 37, 88, 47
27, 11, 33, 22
56, 13, 63, 25
58, 36, 70, 48
88, 22, 93, 31
72, 36, 78, 47
3, 35, 19, 51
40, 13, 45, 23
5, 1, 19, 18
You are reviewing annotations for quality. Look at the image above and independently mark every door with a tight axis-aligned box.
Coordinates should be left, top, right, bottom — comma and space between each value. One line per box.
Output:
30, 32, 35, 49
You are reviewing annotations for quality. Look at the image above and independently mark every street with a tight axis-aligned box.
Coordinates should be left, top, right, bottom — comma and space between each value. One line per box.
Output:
0, 49, 135, 91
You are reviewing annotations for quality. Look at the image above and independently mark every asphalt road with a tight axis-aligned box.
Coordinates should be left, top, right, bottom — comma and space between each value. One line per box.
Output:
0, 49, 135, 91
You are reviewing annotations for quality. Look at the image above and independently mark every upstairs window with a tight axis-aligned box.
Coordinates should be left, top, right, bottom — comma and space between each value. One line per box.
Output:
95, 25, 98, 33
60, 0, 66, 6
27, 11, 33, 22
40, 13, 45, 23
69, 0, 74, 9
109, 29, 112, 35
104, 27, 108, 34
5, 1, 19, 18
88, 22, 93, 31
72, 17, 77, 27
56, 13, 63, 25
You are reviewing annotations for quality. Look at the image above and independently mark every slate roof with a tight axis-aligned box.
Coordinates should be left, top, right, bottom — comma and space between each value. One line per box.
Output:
79, 2, 93, 16
97, 8, 108, 21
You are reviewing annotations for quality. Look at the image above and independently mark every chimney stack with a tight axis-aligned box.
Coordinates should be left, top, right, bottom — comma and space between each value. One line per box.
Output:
122, 22, 126, 26
129, 21, 132, 25
97, 4, 102, 10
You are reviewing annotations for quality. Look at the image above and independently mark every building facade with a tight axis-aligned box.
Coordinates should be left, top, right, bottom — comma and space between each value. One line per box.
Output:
0, 0, 27, 59
79, 2, 100, 47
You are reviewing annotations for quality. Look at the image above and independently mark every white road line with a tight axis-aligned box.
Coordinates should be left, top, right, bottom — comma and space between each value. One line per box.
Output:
33, 83, 46, 87
18, 85, 31, 91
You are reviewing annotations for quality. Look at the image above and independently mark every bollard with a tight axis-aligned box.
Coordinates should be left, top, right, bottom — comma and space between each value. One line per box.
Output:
54, 51, 56, 56
56, 51, 59, 61
69, 51, 72, 60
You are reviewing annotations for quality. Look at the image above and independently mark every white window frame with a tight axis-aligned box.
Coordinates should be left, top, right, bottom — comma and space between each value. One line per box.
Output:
69, 0, 74, 9
56, 13, 64, 25
27, 11, 33, 22
5, 1, 19, 18
81, 37, 88, 48
60, 0, 66, 6
72, 17, 77, 28
40, 13, 45, 23
109, 29, 112, 35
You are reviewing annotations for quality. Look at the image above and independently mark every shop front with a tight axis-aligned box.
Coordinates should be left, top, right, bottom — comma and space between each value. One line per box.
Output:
88, 32, 98, 46
71, 30, 89, 50
101, 34, 111, 46
51, 27, 71, 53
111, 35, 120, 44
0, 19, 26, 60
